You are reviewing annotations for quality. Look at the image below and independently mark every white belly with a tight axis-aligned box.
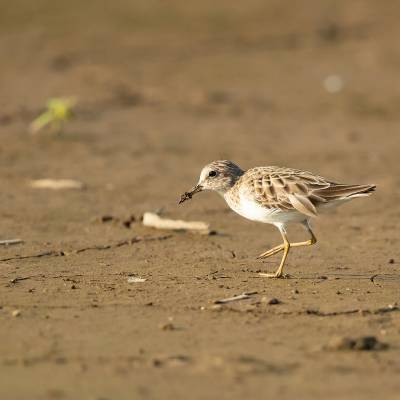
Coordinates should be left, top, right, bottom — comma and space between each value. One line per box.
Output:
225, 194, 307, 225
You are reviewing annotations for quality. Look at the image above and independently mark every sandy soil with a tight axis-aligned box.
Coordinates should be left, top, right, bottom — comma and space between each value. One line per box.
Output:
1, 1, 400, 399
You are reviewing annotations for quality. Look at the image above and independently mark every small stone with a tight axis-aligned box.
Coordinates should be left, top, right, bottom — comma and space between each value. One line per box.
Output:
160, 323, 175, 331
152, 358, 163, 367
269, 298, 281, 305
326, 335, 388, 351
71, 285, 77, 289
127, 276, 146, 283
323, 75, 344, 93
99, 215, 115, 223
353, 336, 386, 351
11, 309, 21, 317
261, 297, 281, 305
122, 215, 136, 228
388, 259, 395, 264
327, 336, 355, 350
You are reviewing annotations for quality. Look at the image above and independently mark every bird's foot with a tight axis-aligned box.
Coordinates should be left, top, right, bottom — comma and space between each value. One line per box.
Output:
259, 272, 291, 279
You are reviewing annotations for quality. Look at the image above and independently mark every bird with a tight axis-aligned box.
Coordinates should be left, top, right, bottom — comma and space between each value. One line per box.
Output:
179, 160, 376, 278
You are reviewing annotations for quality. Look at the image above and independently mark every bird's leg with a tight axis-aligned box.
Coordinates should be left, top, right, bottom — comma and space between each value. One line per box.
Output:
258, 221, 317, 259
289, 222, 317, 248
257, 243, 285, 259
259, 226, 290, 278
259, 221, 317, 278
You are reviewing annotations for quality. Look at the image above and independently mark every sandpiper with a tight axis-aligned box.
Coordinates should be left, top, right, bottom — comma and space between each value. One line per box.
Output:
179, 160, 376, 278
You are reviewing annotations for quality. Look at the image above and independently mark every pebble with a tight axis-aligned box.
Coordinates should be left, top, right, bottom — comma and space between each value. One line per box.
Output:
160, 323, 176, 331
127, 276, 146, 283
323, 75, 344, 93
261, 297, 281, 305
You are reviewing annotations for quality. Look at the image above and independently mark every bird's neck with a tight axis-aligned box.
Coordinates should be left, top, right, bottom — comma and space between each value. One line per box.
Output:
219, 172, 243, 196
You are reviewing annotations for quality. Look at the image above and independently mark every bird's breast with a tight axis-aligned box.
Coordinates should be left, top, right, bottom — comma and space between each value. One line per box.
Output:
224, 192, 305, 224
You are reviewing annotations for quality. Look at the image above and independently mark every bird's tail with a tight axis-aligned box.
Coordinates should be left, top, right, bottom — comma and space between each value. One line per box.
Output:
315, 183, 376, 201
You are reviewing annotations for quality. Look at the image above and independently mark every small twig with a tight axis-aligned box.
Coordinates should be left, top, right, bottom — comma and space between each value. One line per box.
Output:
373, 305, 399, 315
0, 235, 172, 262
29, 179, 84, 190
142, 212, 212, 234
9, 276, 32, 284
215, 291, 258, 304
74, 235, 171, 254
303, 309, 360, 317
0, 239, 23, 246
370, 274, 379, 284
0, 251, 62, 262
276, 305, 400, 317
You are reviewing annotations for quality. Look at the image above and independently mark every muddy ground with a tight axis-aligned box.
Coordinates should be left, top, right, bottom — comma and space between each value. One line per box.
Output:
1, 1, 400, 399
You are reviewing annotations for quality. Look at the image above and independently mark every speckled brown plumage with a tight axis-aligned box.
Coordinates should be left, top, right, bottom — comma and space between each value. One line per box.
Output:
226, 166, 375, 218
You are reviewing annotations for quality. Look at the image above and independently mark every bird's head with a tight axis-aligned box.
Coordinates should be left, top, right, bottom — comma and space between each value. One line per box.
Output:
179, 160, 244, 204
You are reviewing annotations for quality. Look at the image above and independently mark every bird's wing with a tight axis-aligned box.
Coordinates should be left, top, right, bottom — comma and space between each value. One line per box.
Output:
239, 167, 332, 217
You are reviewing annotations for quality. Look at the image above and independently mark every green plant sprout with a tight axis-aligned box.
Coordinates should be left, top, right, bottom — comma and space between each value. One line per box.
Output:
30, 97, 76, 134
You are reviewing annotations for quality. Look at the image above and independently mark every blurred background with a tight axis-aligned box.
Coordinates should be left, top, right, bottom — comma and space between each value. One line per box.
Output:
1, 1, 400, 399
1, 0, 398, 234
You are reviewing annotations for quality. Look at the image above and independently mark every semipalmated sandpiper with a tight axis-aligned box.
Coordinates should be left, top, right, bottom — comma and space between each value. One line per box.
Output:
179, 160, 376, 278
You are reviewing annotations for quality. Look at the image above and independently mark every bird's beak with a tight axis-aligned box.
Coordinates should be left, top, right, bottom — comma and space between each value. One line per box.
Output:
179, 184, 203, 204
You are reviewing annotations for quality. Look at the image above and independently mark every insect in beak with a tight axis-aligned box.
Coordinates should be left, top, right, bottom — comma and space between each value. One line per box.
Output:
179, 184, 203, 204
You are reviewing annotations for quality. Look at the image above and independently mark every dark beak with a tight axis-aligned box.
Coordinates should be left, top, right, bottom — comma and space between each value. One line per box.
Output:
179, 184, 203, 204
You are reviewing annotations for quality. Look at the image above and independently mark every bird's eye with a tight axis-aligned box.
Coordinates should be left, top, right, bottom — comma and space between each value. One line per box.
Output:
208, 170, 217, 177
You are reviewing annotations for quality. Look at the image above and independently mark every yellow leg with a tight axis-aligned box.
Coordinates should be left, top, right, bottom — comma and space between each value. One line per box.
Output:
257, 243, 284, 259
290, 229, 317, 248
259, 222, 317, 278
259, 236, 290, 278
258, 224, 316, 259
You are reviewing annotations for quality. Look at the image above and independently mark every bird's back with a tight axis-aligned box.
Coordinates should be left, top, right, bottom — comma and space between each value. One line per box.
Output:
224, 166, 375, 221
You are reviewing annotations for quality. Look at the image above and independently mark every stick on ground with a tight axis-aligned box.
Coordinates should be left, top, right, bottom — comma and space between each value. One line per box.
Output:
0, 239, 23, 246
214, 291, 258, 304
142, 212, 211, 234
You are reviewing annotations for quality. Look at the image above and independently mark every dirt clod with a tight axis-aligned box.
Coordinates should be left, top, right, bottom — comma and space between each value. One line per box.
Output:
11, 309, 21, 317
261, 297, 281, 305
160, 323, 176, 331
326, 336, 388, 351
